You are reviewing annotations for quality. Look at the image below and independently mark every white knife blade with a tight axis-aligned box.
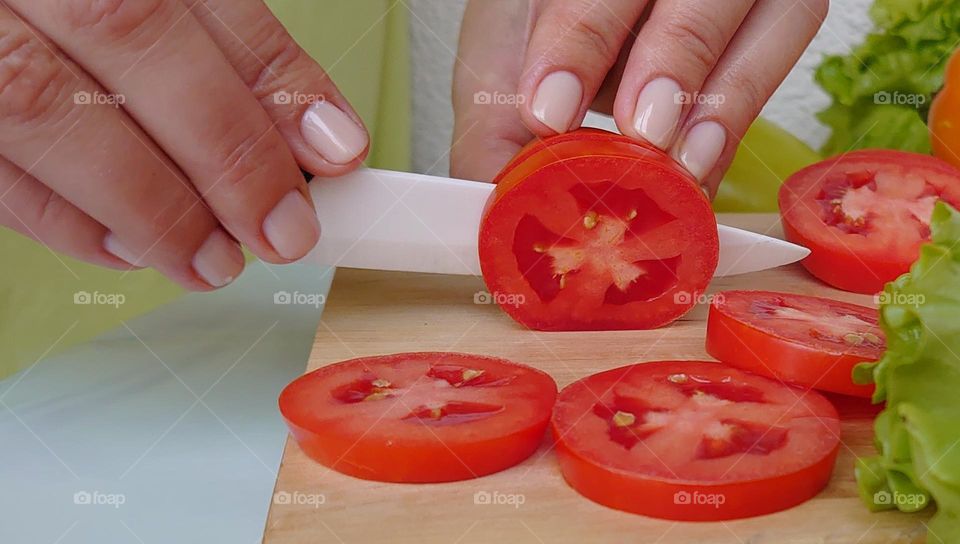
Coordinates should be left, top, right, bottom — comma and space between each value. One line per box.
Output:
304, 168, 809, 277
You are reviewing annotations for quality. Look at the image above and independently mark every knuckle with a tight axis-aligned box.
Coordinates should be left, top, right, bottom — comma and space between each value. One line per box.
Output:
571, 19, 618, 62
661, 12, 725, 71
728, 71, 768, 118
211, 129, 289, 193
0, 29, 70, 126
249, 36, 311, 102
58, 0, 169, 43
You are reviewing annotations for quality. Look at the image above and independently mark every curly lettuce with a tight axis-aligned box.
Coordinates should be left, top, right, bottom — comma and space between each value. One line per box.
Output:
815, 0, 960, 155
854, 201, 960, 542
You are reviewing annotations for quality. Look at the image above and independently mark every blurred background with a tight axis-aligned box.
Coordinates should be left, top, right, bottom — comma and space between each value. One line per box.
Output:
1, 1, 951, 543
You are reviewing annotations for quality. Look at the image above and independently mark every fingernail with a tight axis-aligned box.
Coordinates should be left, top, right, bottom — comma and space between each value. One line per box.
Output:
103, 233, 143, 267
192, 229, 244, 288
531, 71, 583, 133
633, 78, 684, 149
263, 190, 321, 260
677, 121, 726, 180
301, 100, 368, 164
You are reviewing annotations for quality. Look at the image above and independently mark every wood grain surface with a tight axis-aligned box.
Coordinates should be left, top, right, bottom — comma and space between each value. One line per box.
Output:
263, 214, 930, 544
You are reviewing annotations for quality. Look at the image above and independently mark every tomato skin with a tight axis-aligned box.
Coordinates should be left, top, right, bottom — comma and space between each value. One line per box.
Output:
550, 361, 841, 521
553, 435, 837, 521
706, 291, 881, 398
931, 48, 960, 169
779, 217, 903, 294
779, 149, 960, 294
480, 129, 719, 331
279, 352, 557, 483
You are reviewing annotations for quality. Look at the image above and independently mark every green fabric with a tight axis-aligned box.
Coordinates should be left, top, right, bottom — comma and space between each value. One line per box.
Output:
0, 1, 410, 379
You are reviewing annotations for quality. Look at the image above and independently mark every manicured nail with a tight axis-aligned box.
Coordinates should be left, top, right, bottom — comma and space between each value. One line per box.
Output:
301, 100, 368, 165
263, 189, 321, 260
192, 229, 244, 288
633, 78, 684, 149
677, 121, 727, 180
531, 71, 583, 133
103, 233, 143, 267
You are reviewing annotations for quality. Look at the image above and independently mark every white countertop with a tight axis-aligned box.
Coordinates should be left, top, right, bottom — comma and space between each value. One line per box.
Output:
0, 262, 333, 544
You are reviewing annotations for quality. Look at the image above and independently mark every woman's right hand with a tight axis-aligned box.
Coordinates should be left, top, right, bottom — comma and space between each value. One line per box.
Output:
0, 0, 369, 290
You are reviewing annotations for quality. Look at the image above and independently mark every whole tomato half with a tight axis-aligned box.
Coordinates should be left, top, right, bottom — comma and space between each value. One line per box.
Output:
479, 129, 719, 331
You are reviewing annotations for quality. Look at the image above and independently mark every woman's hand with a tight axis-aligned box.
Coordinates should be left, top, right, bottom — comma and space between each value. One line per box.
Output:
452, 0, 827, 193
0, 0, 369, 290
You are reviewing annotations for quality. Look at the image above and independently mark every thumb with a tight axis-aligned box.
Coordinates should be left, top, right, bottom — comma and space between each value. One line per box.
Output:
451, 0, 537, 182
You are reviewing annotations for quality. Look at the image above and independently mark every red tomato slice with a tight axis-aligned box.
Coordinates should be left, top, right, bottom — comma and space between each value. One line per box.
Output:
706, 290, 884, 397
480, 129, 719, 331
551, 361, 840, 521
279, 352, 557, 482
779, 149, 960, 293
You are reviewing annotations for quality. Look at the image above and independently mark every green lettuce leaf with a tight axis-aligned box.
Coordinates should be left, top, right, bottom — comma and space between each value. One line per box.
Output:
855, 202, 960, 542
815, 0, 960, 155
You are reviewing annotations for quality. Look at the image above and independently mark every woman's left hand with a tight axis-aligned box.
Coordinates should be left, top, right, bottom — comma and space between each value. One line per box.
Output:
451, 0, 828, 195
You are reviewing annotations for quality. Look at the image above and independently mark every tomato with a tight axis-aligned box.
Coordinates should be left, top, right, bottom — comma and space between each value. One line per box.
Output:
931, 47, 960, 169
480, 128, 719, 331
778, 150, 960, 293
706, 290, 884, 397
551, 361, 840, 521
279, 352, 557, 482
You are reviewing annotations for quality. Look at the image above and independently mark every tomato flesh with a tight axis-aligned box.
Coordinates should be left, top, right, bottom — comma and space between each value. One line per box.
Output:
480, 129, 719, 331
551, 361, 840, 521
279, 352, 557, 482
779, 150, 960, 293
706, 290, 884, 397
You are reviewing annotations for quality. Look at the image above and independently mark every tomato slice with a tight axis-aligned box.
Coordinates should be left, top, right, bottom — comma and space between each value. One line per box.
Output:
480, 129, 719, 331
706, 290, 884, 397
551, 361, 840, 521
779, 149, 960, 293
278, 352, 557, 482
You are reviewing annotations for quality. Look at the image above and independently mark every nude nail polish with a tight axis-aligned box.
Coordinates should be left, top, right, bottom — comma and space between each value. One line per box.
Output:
263, 190, 321, 260
531, 71, 583, 133
633, 78, 684, 149
301, 100, 369, 165
192, 229, 244, 287
677, 121, 727, 180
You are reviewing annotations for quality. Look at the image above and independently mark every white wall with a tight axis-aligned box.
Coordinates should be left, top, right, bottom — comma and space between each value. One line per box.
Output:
406, 0, 873, 175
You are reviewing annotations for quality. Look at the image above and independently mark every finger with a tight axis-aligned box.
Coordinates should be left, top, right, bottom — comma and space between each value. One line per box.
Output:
519, 0, 649, 135
189, 0, 369, 175
10, 0, 319, 263
612, 0, 755, 149
451, 0, 536, 181
671, 0, 828, 194
0, 156, 132, 270
0, 6, 243, 290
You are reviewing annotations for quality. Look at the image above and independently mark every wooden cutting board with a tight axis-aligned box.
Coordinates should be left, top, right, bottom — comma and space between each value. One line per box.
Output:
263, 214, 930, 544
